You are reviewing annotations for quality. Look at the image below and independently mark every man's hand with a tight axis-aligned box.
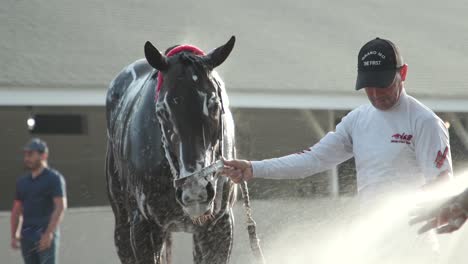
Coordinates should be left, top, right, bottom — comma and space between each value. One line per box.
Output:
38, 232, 53, 251
222, 159, 253, 183
409, 195, 468, 234
10, 237, 20, 250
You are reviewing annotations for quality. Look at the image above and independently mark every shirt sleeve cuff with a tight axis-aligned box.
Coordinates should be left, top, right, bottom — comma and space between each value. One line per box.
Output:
251, 161, 266, 178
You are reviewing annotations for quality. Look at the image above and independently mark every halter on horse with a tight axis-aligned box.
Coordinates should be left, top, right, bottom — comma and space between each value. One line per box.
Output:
145, 38, 233, 221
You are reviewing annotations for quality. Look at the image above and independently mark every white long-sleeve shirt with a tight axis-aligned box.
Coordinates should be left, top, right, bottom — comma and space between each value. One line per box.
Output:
251, 90, 452, 198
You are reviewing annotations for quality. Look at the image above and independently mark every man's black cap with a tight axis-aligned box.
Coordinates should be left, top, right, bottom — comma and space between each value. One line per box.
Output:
355, 38, 404, 90
23, 138, 49, 153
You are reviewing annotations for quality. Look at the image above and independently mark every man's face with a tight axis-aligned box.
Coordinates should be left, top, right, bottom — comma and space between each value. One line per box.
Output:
364, 74, 403, 111
23, 150, 44, 170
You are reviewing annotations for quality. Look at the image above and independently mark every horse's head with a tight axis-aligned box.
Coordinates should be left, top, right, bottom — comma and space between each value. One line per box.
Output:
144, 36, 235, 221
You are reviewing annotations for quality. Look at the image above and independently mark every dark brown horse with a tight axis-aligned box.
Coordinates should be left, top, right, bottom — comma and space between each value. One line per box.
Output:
106, 36, 238, 263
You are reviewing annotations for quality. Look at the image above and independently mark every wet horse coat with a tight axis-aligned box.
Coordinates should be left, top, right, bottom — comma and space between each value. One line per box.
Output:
106, 37, 237, 264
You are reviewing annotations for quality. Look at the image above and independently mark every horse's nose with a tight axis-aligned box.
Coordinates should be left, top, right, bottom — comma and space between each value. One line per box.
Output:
179, 188, 208, 206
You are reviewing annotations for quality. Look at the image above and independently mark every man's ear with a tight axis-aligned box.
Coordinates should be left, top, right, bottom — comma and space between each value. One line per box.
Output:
40, 152, 49, 161
400, 64, 408, 81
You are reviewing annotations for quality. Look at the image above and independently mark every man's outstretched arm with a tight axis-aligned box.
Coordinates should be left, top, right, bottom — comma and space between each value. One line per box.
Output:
223, 110, 357, 182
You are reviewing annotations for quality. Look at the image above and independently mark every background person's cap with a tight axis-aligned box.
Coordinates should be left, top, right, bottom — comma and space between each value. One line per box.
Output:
23, 138, 49, 153
355, 38, 404, 90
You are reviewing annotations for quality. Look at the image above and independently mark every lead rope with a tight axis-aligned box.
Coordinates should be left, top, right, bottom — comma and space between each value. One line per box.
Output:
216, 85, 265, 263
239, 180, 266, 264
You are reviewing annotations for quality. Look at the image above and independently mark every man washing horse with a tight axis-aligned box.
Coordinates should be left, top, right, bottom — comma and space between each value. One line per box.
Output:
223, 37, 453, 261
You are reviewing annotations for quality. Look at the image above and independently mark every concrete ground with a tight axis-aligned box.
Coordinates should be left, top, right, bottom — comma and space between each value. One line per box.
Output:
2, 198, 468, 264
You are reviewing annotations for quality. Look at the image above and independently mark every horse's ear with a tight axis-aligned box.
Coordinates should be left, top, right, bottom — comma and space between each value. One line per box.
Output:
203, 36, 235, 69
144, 41, 169, 71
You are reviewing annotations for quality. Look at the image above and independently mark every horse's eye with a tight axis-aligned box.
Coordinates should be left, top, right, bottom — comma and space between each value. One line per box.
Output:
209, 102, 219, 111
208, 98, 220, 113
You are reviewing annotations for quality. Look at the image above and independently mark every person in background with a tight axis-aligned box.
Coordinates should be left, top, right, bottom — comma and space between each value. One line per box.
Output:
10, 138, 67, 264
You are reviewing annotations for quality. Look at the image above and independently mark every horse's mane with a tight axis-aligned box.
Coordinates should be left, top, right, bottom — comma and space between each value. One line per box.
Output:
155, 45, 206, 101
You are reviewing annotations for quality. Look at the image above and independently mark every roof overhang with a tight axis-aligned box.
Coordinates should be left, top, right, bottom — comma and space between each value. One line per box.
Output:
2, 86, 468, 112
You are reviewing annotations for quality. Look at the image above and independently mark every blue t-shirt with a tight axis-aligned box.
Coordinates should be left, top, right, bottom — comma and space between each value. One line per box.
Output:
15, 167, 66, 241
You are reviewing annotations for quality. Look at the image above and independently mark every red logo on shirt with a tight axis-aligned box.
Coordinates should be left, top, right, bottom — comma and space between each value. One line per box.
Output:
391, 133, 413, 144
434, 146, 449, 168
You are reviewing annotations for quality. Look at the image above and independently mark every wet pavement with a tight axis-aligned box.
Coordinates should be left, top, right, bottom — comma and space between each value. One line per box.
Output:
2, 198, 468, 264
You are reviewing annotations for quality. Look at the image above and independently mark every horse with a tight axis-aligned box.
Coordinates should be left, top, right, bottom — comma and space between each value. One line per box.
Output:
105, 36, 239, 264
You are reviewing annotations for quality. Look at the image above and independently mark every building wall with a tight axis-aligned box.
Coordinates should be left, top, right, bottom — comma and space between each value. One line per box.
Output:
2, 106, 468, 210
0, 106, 107, 210
0, 106, 340, 210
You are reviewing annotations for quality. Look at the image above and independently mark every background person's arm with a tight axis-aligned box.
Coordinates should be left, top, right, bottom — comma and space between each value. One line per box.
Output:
45, 196, 67, 235
39, 173, 67, 251
10, 200, 22, 250
39, 196, 67, 251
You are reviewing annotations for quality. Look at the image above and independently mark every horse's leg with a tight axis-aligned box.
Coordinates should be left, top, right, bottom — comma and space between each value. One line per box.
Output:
106, 145, 134, 264
114, 213, 134, 264
129, 209, 158, 263
150, 225, 170, 264
193, 212, 234, 264
161, 232, 173, 264
193, 235, 203, 264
